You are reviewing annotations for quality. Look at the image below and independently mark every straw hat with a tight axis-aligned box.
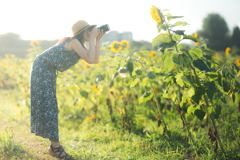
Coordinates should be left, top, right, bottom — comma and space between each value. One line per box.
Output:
72, 20, 97, 37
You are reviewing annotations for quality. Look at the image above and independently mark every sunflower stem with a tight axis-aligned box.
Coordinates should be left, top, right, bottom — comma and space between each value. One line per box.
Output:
138, 60, 166, 127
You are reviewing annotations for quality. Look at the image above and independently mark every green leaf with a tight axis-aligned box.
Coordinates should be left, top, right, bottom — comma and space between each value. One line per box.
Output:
139, 91, 153, 104
167, 16, 184, 21
163, 35, 171, 43
193, 59, 211, 72
187, 104, 199, 116
165, 13, 172, 19
173, 30, 185, 35
208, 106, 221, 119
134, 69, 142, 75
183, 35, 198, 43
192, 86, 205, 104
221, 67, 234, 79
180, 92, 189, 107
108, 80, 114, 88
189, 48, 203, 59
175, 73, 185, 87
130, 78, 139, 88
223, 79, 230, 92
79, 90, 88, 99
188, 88, 195, 97
174, 21, 188, 26
204, 81, 217, 100
152, 66, 161, 73
142, 77, 149, 86
194, 109, 206, 121
158, 41, 176, 52
218, 72, 222, 86
177, 44, 183, 50
172, 33, 181, 42
148, 71, 156, 79
96, 74, 105, 83
134, 51, 150, 57
157, 23, 162, 33
175, 73, 193, 87
125, 61, 133, 77
165, 13, 171, 16
231, 63, 240, 75
161, 25, 167, 31
161, 51, 175, 71
205, 72, 218, 82
152, 33, 165, 48
172, 53, 191, 68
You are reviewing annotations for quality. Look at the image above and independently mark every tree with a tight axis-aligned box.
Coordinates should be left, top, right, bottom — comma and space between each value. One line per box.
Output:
231, 26, 240, 48
198, 13, 230, 51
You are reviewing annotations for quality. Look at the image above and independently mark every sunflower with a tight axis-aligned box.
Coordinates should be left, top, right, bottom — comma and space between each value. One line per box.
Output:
194, 33, 199, 46
236, 59, 240, 66
194, 33, 198, 39
150, 5, 162, 24
111, 41, 121, 53
92, 84, 98, 91
31, 40, 39, 47
225, 47, 231, 55
150, 51, 156, 58
120, 40, 129, 49
215, 52, 219, 59
5, 54, 10, 59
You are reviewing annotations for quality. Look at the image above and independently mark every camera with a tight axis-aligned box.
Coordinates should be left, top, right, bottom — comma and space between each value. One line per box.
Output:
98, 24, 110, 32
88, 24, 110, 32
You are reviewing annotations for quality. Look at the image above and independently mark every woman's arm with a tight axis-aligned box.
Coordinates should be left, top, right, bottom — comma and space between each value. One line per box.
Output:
94, 30, 106, 64
94, 39, 100, 63
71, 28, 98, 64
88, 36, 97, 63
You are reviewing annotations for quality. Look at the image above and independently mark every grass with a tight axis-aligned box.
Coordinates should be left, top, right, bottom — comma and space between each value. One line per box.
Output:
0, 86, 240, 160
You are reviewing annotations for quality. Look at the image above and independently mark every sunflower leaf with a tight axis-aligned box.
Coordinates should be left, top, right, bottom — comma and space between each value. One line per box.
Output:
168, 16, 184, 21
152, 33, 165, 48
161, 51, 175, 71
189, 48, 203, 60
172, 33, 182, 42
174, 21, 188, 26
173, 30, 185, 35
162, 9, 170, 11
183, 35, 199, 43
172, 53, 191, 68
163, 35, 171, 43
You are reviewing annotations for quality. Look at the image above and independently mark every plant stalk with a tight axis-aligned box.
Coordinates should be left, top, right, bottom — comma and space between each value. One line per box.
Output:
203, 95, 226, 155
139, 61, 166, 126
191, 65, 226, 155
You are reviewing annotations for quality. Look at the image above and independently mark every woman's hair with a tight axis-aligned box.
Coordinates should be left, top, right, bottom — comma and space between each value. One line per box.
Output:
54, 28, 92, 50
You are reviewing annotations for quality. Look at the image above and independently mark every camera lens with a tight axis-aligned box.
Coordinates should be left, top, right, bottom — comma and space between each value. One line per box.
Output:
98, 24, 110, 32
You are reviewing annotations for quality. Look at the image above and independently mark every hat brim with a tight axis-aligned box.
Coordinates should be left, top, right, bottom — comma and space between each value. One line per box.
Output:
73, 25, 97, 37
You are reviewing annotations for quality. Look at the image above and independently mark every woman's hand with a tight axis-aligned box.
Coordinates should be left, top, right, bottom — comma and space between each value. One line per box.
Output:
88, 27, 99, 39
96, 29, 106, 41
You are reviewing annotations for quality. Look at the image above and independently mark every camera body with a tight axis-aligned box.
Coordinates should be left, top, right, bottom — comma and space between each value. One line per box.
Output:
88, 24, 110, 32
98, 24, 110, 32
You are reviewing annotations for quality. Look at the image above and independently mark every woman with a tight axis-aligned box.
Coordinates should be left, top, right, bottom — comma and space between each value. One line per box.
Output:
29, 20, 106, 159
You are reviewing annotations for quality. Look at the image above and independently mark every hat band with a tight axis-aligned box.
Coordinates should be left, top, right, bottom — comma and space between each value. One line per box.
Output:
74, 25, 90, 36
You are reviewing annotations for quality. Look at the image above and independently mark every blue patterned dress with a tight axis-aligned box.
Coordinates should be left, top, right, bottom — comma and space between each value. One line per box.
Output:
29, 39, 81, 142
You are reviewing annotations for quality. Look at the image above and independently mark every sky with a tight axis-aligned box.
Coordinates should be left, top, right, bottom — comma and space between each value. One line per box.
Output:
0, 0, 239, 42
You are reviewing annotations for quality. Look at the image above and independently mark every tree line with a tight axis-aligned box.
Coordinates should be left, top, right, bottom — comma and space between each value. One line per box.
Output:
0, 33, 58, 58
197, 13, 240, 55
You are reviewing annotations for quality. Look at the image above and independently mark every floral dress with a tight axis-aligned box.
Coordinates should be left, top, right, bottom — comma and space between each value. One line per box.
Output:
29, 39, 81, 142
